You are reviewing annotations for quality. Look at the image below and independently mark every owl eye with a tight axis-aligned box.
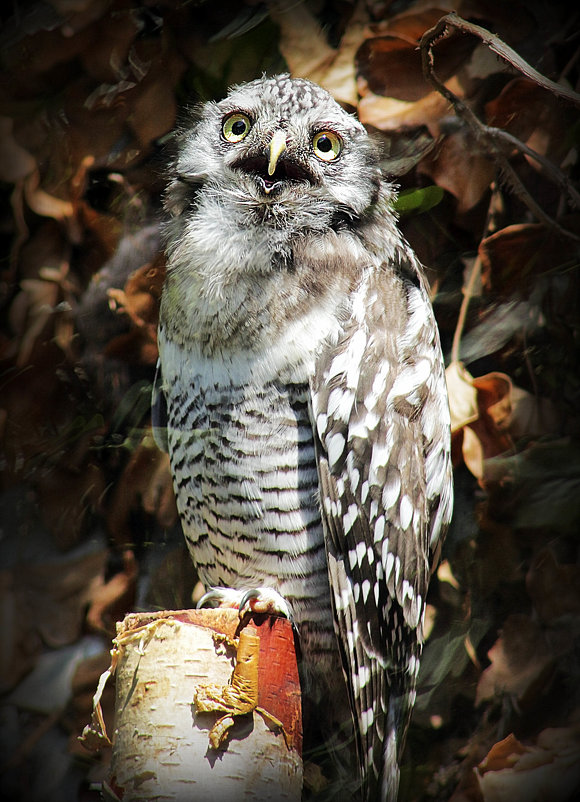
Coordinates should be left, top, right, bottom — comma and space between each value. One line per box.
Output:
222, 112, 252, 143
312, 130, 342, 161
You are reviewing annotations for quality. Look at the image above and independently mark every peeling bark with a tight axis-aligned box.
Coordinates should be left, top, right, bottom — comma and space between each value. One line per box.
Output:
85, 609, 302, 801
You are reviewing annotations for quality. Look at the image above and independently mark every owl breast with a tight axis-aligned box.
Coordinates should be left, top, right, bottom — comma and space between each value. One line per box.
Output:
160, 336, 340, 665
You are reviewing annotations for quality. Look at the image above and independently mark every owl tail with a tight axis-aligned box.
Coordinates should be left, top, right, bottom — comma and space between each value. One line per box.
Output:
376, 691, 412, 802
380, 699, 402, 802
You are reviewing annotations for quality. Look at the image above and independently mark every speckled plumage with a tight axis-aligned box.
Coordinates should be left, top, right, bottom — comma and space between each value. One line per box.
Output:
154, 74, 453, 801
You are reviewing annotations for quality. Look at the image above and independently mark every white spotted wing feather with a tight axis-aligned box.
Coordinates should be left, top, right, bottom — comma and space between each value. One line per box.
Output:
310, 256, 453, 801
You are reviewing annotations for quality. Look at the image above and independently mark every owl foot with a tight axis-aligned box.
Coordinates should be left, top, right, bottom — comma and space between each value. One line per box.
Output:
196, 586, 293, 621
194, 628, 287, 750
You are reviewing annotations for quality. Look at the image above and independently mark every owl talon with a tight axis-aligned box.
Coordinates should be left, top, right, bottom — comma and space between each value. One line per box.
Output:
196, 586, 293, 622
238, 588, 293, 621
196, 587, 242, 610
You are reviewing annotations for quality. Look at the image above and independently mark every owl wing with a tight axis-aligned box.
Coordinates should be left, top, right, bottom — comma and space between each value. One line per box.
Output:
309, 256, 453, 800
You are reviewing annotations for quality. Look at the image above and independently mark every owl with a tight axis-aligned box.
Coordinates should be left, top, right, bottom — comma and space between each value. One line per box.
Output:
153, 74, 453, 801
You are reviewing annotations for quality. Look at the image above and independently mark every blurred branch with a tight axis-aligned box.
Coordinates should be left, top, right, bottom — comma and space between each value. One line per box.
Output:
420, 13, 580, 241
425, 14, 580, 109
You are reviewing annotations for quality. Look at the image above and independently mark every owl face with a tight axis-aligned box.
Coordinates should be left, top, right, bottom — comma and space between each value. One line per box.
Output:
170, 75, 381, 223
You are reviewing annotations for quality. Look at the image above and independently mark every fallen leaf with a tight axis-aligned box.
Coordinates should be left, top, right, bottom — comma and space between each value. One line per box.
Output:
476, 726, 580, 802
446, 363, 519, 482
478, 733, 529, 774
485, 78, 572, 163
268, 0, 365, 106
418, 130, 495, 213
446, 361, 480, 433
85, 549, 137, 634
479, 222, 579, 299
0, 116, 36, 182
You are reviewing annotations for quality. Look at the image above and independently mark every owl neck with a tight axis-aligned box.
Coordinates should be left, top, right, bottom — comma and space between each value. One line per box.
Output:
160, 188, 403, 356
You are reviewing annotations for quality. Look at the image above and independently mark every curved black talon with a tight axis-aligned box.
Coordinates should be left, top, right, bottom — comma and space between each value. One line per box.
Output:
196, 588, 226, 609
239, 589, 261, 619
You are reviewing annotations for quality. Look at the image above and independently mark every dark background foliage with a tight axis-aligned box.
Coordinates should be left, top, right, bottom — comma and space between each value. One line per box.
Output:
1, 1, 579, 800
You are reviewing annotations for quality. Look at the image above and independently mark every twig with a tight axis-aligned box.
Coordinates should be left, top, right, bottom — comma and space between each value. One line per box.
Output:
420, 13, 580, 241
422, 13, 580, 109
450, 253, 481, 365
450, 185, 502, 364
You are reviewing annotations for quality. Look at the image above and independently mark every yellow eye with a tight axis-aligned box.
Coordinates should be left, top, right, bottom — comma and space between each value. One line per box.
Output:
222, 112, 251, 143
312, 130, 342, 161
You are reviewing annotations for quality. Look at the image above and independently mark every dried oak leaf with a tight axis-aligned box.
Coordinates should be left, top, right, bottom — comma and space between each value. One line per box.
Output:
418, 130, 495, 213
106, 252, 165, 365
446, 362, 513, 482
476, 727, 580, 802
485, 78, 572, 164
85, 550, 138, 635
35, 461, 106, 550
3, 548, 109, 680
479, 223, 579, 299
357, 8, 473, 101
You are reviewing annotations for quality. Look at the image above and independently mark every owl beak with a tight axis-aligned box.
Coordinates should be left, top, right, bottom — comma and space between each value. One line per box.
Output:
267, 130, 287, 178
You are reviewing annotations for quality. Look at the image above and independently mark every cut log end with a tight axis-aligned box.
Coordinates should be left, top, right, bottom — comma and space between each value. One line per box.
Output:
101, 609, 302, 801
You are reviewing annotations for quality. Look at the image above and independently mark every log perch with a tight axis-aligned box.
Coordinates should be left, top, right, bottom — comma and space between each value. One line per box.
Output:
82, 609, 302, 801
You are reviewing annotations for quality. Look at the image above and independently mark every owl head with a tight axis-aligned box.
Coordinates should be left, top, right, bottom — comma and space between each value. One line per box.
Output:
165, 74, 383, 228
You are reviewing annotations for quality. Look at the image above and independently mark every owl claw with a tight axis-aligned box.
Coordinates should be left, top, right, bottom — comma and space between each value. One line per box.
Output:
238, 588, 293, 621
239, 588, 292, 622
196, 587, 242, 609
195, 586, 293, 621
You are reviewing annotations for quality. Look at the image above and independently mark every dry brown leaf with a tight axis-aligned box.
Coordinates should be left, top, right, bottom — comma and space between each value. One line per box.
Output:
124, 38, 186, 148
508, 385, 559, 441
0, 117, 36, 183
418, 130, 495, 213
140, 450, 178, 530
446, 362, 513, 481
85, 549, 138, 634
475, 614, 554, 706
36, 461, 106, 550
108, 254, 165, 329
478, 733, 529, 774
105, 253, 165, 365
446, 361, 480, 432
23, 170, 75, 221
476, 726, 580, 802
357, 82, 453, 132
10, 278, 60, 366
9, 550, 109, 656
485, 78, 571, 163
79, 5, 140, 83
378, 6, 454, 43
479, 222, 579, 299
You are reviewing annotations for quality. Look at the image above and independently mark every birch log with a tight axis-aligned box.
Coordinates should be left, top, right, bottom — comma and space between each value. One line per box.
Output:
92, 609, 302, 801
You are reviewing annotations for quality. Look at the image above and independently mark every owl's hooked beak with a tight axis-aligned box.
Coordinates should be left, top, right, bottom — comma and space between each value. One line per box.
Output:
267, 130, 287, 180
232, 128, 315, 196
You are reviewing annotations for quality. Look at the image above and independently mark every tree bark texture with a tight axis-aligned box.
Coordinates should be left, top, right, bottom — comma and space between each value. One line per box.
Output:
91, 609, 302, 801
